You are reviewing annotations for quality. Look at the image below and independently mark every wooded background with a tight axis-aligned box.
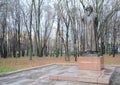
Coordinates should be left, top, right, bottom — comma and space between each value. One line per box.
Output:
0, 0, 120, 60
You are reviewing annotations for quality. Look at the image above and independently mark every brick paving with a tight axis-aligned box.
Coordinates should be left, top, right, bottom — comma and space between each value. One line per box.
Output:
0, 64, 120, 85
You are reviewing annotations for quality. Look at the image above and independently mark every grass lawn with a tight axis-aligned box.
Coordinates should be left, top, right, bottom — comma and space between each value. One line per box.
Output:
0, 54, 120, 73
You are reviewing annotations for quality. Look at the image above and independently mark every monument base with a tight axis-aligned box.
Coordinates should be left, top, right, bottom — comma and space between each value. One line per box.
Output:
77, 56, 104, 71
49, 56, 115, 84
49, 65, 115, 84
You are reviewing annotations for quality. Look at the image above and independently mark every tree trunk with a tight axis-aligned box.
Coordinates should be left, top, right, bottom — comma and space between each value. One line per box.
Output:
29, 0, 34, 60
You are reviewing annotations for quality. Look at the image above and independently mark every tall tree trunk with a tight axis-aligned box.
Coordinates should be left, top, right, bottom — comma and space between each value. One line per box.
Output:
113, 24, 116, 57
65, 25, 70, 61
18, 15, 21, 57
1, 13, 7, 58
37, 0, 41, 57
29, 0, 34, 60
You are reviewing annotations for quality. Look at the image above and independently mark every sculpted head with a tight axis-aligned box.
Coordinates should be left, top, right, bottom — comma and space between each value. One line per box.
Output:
85, 5, 93, 16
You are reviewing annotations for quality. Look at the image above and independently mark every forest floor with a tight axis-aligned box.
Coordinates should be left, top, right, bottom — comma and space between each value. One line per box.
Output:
0, 54, 120, 73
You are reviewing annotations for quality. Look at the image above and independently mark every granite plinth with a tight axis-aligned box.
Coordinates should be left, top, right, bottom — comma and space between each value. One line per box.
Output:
77, 56, 104, 71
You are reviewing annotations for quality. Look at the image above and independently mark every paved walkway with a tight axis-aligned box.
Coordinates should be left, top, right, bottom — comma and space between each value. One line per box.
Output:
0, 64, 120, 85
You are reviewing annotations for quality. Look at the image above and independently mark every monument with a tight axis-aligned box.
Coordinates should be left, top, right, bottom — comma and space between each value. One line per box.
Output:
50, 5, 115, 84
78, 5, 104, 71
81, 5, 98, 54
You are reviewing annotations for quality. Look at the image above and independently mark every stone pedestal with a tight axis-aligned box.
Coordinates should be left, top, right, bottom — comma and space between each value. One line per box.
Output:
77, 56, 104, 71
49, 64, 115, 84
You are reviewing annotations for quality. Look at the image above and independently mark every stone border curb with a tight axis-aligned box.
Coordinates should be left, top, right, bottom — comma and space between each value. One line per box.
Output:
0, 63, 55, 77
0, 63, 77, 77
0, 63, 119, 77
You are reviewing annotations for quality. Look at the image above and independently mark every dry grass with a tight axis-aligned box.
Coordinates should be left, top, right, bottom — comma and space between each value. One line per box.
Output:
0, 56, 76, 73
0, 54, 120, 73
104, 54, 120, 65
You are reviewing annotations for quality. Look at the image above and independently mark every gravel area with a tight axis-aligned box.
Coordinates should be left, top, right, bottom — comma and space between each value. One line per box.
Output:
110, 67, 120, 85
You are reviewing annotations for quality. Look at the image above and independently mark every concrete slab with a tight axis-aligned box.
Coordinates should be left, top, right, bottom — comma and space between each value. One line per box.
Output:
49, 65, 115, 84
0, 64, 117, 85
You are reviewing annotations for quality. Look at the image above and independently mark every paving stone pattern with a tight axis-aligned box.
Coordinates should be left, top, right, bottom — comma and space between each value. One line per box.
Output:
0, 64, 120, 85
